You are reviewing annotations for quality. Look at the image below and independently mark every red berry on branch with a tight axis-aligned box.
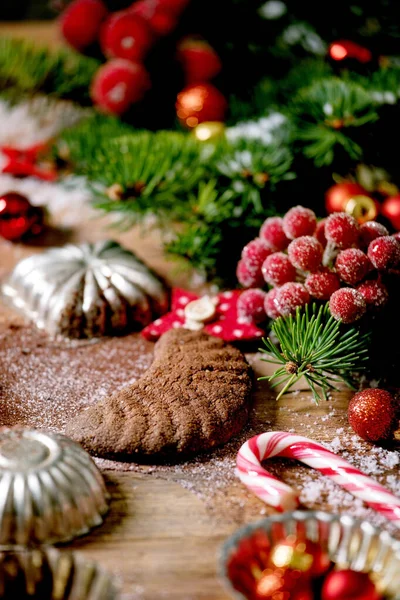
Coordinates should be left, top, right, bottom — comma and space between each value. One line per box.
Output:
321, 569, 382, 600
0, 192, 44, 241
237, 289, 267, 323
100, 11, 153, 62
335, 248, 371, 285
91, 59, 150, 115
325, 182, 367, 214
261, 252, 297, 287
381, 195, 400, 230
282, 206, 317, 239
60, 0, 108, 51
288, 236, 323, 272
264, 287, 281, 319
260, 216, 290, 251
348, 389, 397, 443
176, 83, 227, 128
305, 270, 340, 300
241, 238, 273, 270
329, 288, 366, 323
359, 221, 389, 247
368, 236, 400, 269
357, 280, 388, 309
237, 258, 264, 289
177, 38, 222, 84
275, 282, 310, 317
393, 231, 400, 242
325, 212, 360, 249
315, 218, 327, 247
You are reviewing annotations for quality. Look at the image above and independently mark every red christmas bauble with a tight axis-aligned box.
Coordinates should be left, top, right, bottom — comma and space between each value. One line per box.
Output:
255, 567, 312, 600
176, 83, 227, 128
269, 537, 331, 577
381, 195, 400, 230
177, 38, 222, 84
100, 10, 153, 62
90, 59, 150, 115
325, 182, 369, 214
60, 0, 108, 51
329, 40, 372, 64
348, 388, 398, 442
0, 192, 44, 241
321, 569, 381, 600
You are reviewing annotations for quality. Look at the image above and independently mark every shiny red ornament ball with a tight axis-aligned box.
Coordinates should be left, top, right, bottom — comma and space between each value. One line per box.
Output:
177, 38, 222, 84
329, 287, 366, 323
100, 10, 153, 62
176, 83, 227, 128
0, 192, 44, 241
91, 59, 150, 115
381, 195, 400, 230
348, 388, 397, 443
329, 40, 373, 64
60, 0, 108, 51
325, 182, 367, 214
322, 569, 381, 600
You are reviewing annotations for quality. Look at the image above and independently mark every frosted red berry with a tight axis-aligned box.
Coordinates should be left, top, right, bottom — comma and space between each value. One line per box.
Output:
359, 221, 388, 247
335, 248, 371, 285
259, 216, 290, 251
90, 59, 150, 115
237, 258, 264, 289
329, 288, 366, 323
325, 212, 360, 249
60, 0, 108, 51
288, 236, 323, 272
368, 236, 400, 269
282, 206, 317, 239
237, 289, 267, 323
357, 280, 388, 309
305, 270, 340, 300
261, 252, 297, 286
393, 232, 400, 242
241, 238, 273, 269
275, 282, 310, 317
100, 11, 153, 62
264, 287, 281, 319
348, 389, 397, 442
315, 219, 327, 248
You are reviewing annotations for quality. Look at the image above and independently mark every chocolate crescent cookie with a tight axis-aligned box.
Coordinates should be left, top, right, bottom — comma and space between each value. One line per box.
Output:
66, 329, 253, 461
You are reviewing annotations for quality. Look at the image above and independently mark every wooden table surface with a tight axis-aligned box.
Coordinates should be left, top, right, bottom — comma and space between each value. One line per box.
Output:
0, 21, 399, 600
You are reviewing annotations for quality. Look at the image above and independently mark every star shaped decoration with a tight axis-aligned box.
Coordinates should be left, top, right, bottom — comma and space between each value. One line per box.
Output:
1, 143, 57, 181
141, 288, 265, 342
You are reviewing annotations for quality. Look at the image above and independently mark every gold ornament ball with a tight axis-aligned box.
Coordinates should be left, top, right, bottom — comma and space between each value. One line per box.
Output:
344, 195, 378, 223
193, 121, 225, 142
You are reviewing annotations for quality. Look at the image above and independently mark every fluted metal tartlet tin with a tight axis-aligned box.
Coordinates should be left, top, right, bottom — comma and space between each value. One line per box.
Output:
220, 511, 400, 600
0, 546, 119, 599
1, 240, 169, 339
0, 429, 109, 546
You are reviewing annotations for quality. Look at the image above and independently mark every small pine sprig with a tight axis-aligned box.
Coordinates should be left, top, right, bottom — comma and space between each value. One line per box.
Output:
259, 303, 369, 403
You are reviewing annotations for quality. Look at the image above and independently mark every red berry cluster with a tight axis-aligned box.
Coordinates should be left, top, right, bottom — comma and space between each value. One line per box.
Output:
237, 205, 400, 325
60, 0, 224, 117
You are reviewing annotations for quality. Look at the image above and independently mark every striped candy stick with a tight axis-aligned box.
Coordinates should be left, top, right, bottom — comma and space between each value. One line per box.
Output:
236, 431, 400, 528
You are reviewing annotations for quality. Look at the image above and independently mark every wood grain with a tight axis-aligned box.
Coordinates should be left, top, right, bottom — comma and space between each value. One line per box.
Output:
0, 21, 399, 600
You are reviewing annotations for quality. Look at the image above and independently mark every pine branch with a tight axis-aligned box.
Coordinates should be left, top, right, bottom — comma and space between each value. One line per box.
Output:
259, 303, 370, 404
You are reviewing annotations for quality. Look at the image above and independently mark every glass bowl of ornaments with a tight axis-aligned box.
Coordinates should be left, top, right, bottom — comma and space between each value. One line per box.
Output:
220, 510, 400, 600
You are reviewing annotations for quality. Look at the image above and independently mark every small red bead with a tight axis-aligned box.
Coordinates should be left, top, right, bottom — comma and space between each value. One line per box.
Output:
325, 212, 360, 249
357, 280, 388, 309
283, 206, 317, 239
368, 235, 400, 269
329, 288, 366, 323
275, 282, 310, 317
264, 287, 281, 319
237, 289, 267, 323
288, 235, 323, 272
262, 252, 297, 287
335, 248, 371, 285
259, 216, 290, 251
305, 270, 340, 300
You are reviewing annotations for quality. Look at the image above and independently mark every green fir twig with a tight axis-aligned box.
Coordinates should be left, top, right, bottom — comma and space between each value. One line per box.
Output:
259, 303, 370, 404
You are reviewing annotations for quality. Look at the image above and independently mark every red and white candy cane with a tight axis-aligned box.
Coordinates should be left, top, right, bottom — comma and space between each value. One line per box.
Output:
236, 431, 400, 528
